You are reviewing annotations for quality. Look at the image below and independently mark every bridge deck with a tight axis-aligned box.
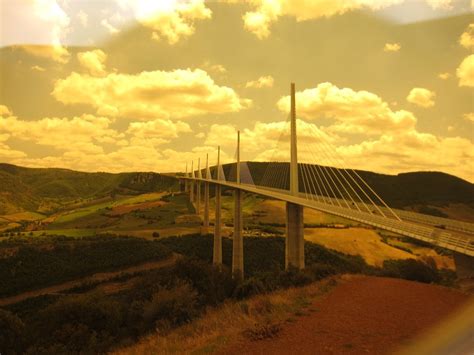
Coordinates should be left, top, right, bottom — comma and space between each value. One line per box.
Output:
180, 177, 474, 257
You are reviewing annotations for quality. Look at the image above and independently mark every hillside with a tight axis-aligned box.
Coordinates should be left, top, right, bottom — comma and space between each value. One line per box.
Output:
0, 164, 177, 214
1, 162, 473, 216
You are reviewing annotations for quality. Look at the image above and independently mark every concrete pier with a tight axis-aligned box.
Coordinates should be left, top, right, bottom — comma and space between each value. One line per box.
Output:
213, 185, 222, 265
232, 131, 244, 278
203, 153, 210, 232
213, 147, 222, 265
233, 190, 244, 277
285, 83, 305, 270
286, 202, 305, 269
203, 182, 210, 229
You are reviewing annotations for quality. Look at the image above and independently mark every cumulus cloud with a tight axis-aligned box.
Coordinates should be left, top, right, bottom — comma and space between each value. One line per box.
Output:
0, 105, 13, 116
406, 88, 436, 108
438, 72, 451, 80
3, 0, 70, 62
221, 0, 404, 39
77, 10, 88, 27
384, 43, 401, 52
0, 113, 123, 154
456, 54, 474, 87
31, 65, 46, 72
459, 23, 474, 50
118, 0, 212, 44
337, 132, 473, 181
204, 120, 338, 163
246, 75, 275, 88
0, 107, 196, 173
77, 49, 107, 76
101, 18, 120, 34
277, 82, 416, 135
464, 113, 474, 122
222, 0, 459, 38
425, 0, 453, 9
52, 68, 251, 119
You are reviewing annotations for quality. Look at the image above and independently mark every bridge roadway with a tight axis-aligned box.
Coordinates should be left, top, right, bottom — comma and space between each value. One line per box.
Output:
180, 176, 474, 257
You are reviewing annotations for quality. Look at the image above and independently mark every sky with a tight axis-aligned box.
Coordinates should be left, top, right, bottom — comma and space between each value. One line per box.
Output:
0, 0, 473, 181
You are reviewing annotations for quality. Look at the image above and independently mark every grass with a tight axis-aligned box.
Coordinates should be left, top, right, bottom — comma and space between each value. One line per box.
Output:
1, 212, 45, 222
304, 227, 413, 267
113, 277, 339, 355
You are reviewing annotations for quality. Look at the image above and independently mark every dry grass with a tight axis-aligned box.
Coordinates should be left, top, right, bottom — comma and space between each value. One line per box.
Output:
386, 239, 454, 270
113, 277, 340, 355
252, 200, 355, 226
304, 227, 413, 267
1, 211, 45, 222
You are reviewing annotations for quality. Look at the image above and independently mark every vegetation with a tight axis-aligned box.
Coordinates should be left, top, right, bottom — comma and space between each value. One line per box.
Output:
0, 163, 177, 215
0, 231, 457, 354
0, 235, 171, 297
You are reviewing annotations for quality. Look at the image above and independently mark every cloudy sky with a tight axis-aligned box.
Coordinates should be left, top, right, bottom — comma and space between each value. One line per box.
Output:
0, 0, 473, 181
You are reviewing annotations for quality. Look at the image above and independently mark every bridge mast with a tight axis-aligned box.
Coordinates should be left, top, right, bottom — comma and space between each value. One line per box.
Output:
286, 83, 305, 270
213, 146, 222, 265
203, 153, 210, 231
190, 160, 195, 204
290, 82, 298, 196
233, 130, 244, 278
196, 158, 201, 216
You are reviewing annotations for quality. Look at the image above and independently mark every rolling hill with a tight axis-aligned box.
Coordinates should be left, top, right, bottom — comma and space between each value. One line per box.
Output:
1, 162, 473, 217
0, 163, 177, 215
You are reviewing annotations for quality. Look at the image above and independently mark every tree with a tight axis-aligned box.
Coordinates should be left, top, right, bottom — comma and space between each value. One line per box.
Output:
0, 309, 25, 354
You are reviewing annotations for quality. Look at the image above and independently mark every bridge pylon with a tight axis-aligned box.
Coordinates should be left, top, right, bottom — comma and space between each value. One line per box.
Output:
286, 83, 305, 270
213, 146, 222, 265
190, 160, 195, 207
203, 154, 210, 232
233, 131, 244, 278
196, 158, 201, 215
184, 162, 188, 192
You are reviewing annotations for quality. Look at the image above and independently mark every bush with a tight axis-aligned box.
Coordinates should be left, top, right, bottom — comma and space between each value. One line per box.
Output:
152, 231, 160, 238
173, 258, 236, 306
34, 292, 123, 352
142, 281, 198, 330
382, 259, 440, 284
234, 277, 267, 299
0, 309, 25, 354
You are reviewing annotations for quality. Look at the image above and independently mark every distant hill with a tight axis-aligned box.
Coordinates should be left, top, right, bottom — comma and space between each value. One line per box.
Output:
1, 162, 473, 216
0, 164, 177, 215
219, 162, 474, 209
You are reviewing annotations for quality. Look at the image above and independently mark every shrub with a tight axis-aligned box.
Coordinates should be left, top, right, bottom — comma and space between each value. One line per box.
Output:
173, 258, 236, 306
0, 309, 25, 354
234, 277, 267, 299
382, 259, 440, 284
142, 281, 198, 330
152, 231, 160, 238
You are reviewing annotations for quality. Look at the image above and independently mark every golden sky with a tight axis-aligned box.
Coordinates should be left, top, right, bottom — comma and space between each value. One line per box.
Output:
0, 0, 473, 181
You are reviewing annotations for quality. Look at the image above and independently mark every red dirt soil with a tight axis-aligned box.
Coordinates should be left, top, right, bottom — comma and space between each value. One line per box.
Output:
221, 276, 472, 355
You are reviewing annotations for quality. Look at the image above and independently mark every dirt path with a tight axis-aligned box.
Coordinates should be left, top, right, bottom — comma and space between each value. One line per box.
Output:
221, 276, 471, 355
0, 253, 179, 306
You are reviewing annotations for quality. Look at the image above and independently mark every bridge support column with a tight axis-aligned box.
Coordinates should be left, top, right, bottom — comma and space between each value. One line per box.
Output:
213, 185, 222, 265
233, 189, 244, 278
286, 202, 304, 270
196, 181, 201, 215
189, 180, 194, 208
203, 182, 210, 232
